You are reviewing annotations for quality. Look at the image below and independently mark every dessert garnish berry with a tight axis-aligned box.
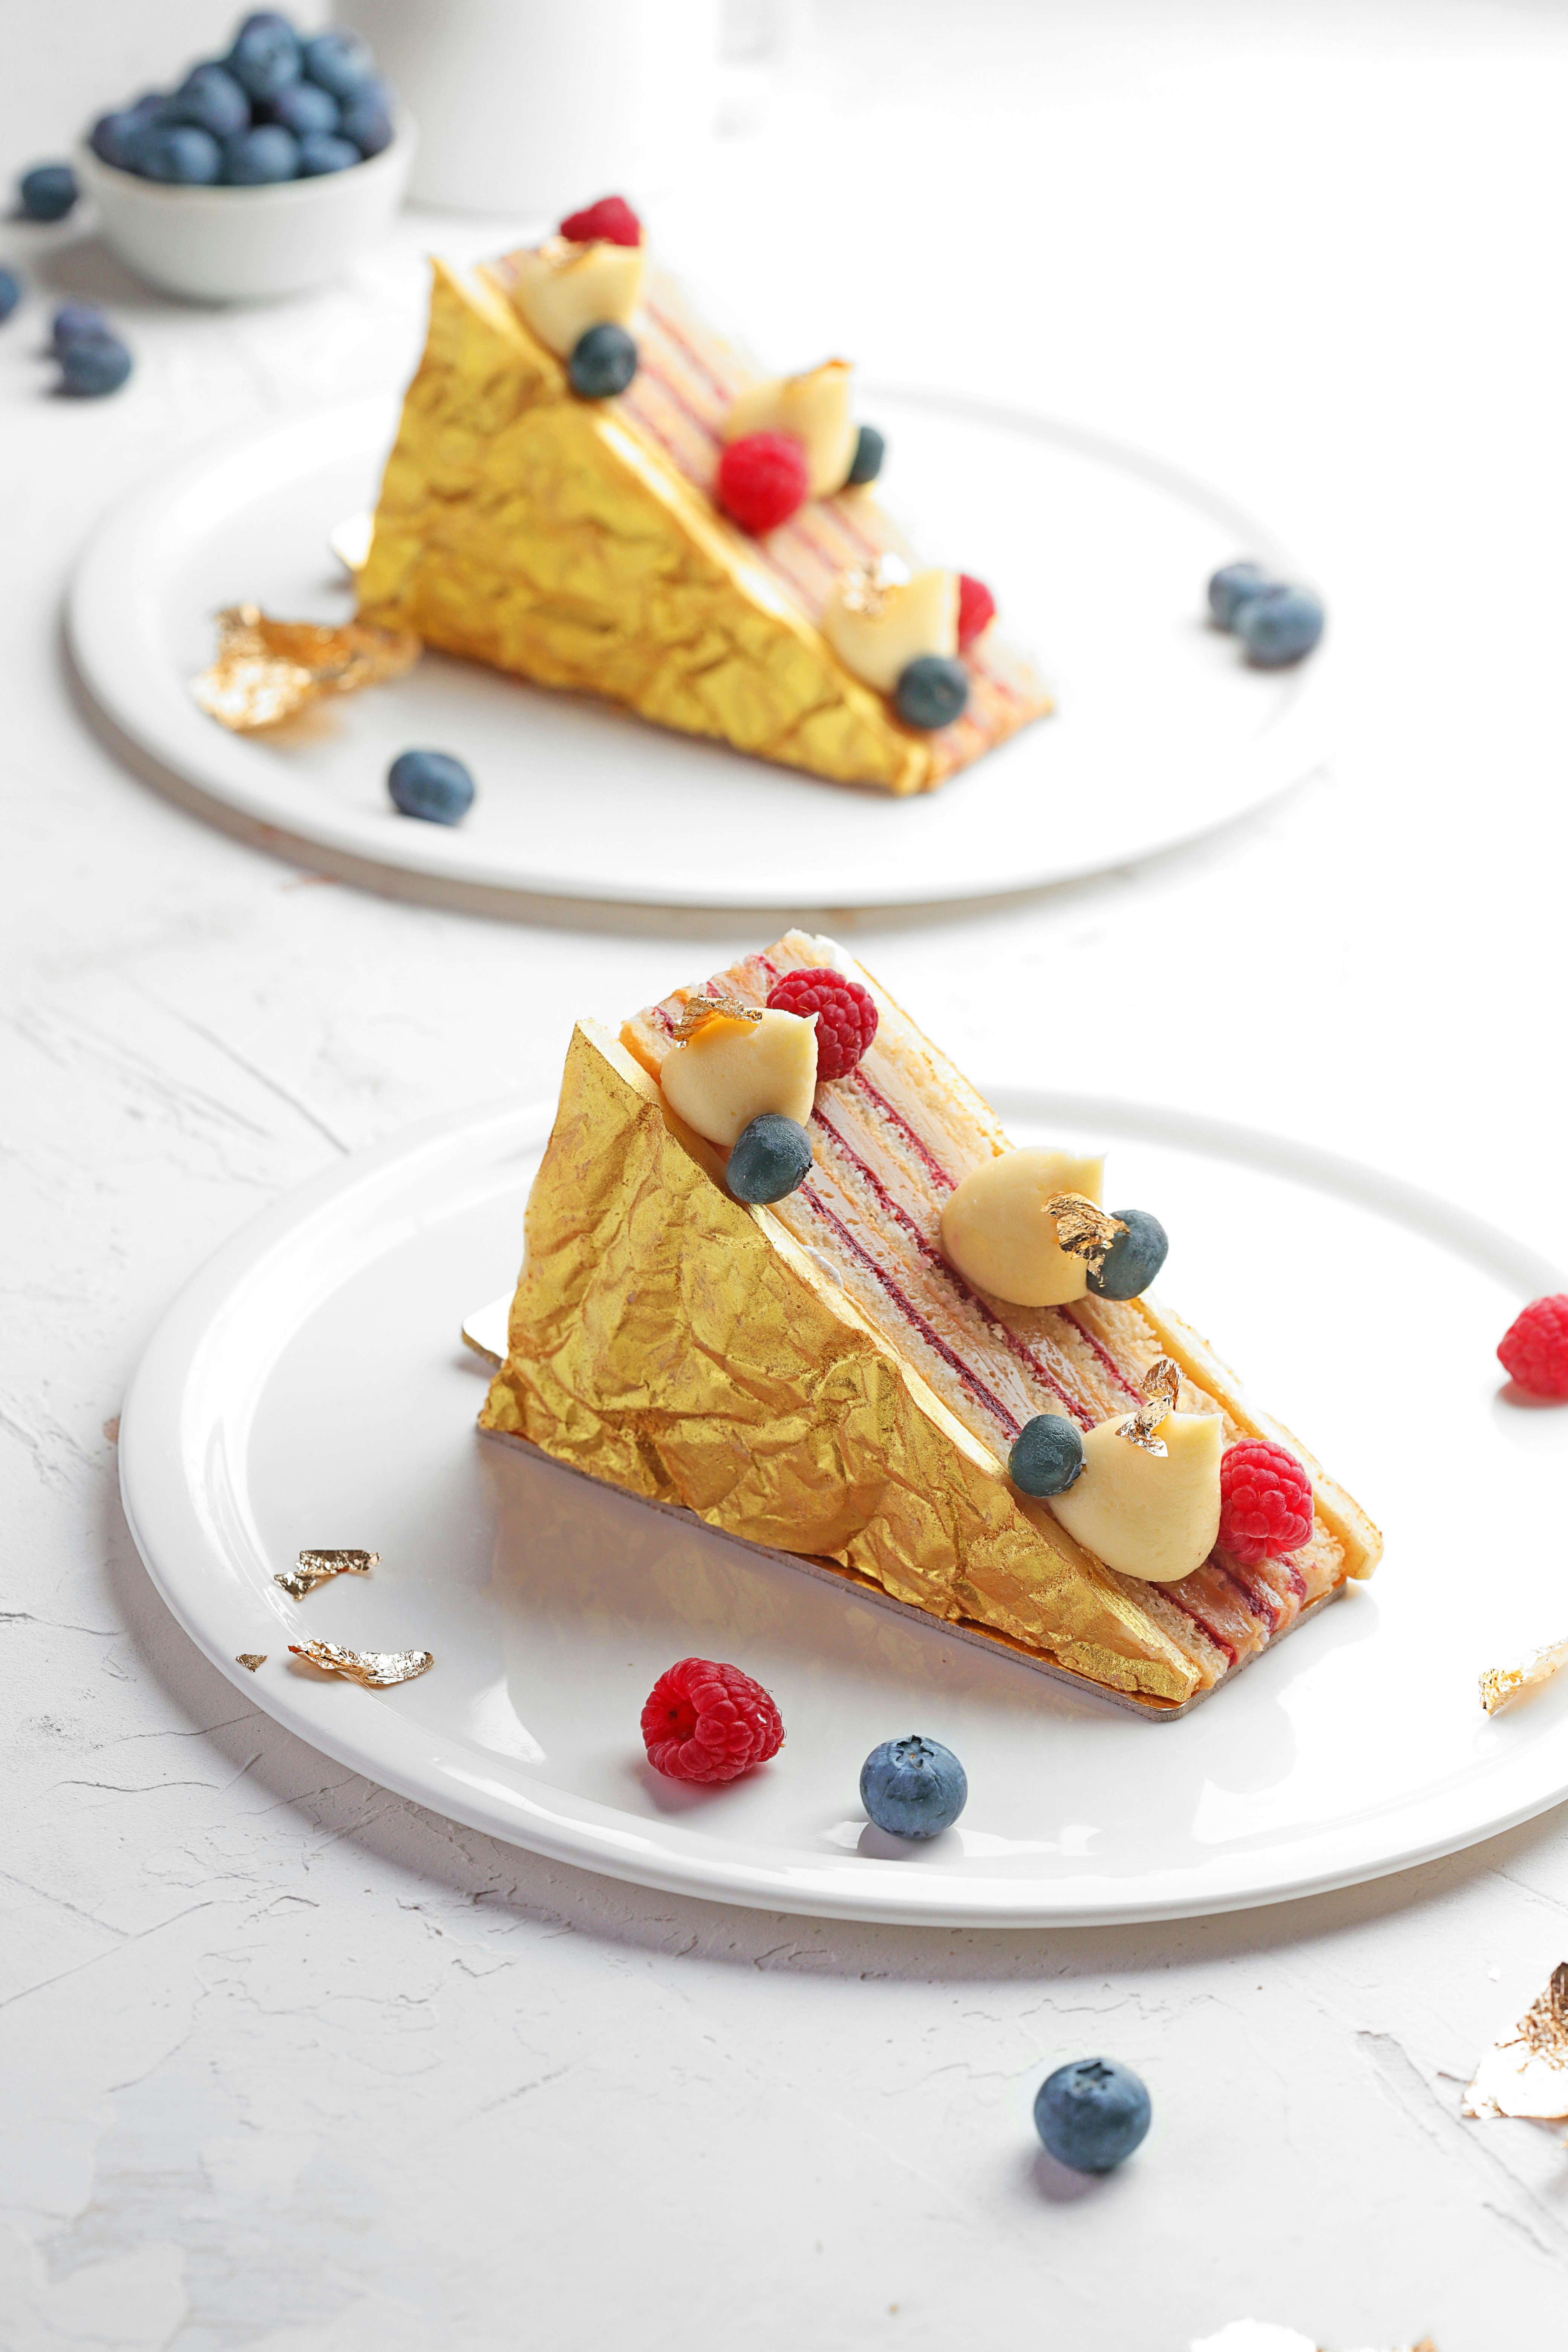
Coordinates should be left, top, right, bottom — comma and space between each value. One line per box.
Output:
1034, 2058, 1151, 2173
640, 1657, 784, 1782
860, 1735, 967, 1839
765, 966, 877, 1080
59, 333, 133, 398
1207, 559, 1272, 628
387, 748, 476, 825
727, 1113, 813, 1205
956, 573, 996, 651
1009, 1413, 1084, 1497
569, 321, 638, 399
1236, 583, 1325, 668
845, 423, 885, 486
895, 653, 969, 730
559, 194, 643, 247
1217, 1438, 1314, 1564
1498, 1294, 1568, 1400
716, 431, 810, 534
1086, 1208, 1168, 1301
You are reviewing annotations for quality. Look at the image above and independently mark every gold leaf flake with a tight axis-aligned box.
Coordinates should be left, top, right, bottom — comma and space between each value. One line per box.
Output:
274, 1548, 380, 1601
1119, 1356, 1182, 1456
1046, 1192, 1127, 1275
288, 1639, 433, 1688
1479, 1635, 1568, 1715
1463, 1963, 1568, 2121
671, 991, 763, 1043
191, 604, 420, 733
236, 1653, 266, 1672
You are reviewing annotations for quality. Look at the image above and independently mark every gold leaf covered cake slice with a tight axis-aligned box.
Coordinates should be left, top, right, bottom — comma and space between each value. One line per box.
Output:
481, 936, 1380, 1712
356, 194, 1050, 795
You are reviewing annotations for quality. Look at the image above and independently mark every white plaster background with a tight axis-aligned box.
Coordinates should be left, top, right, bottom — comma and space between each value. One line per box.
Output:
4, 3, 1568, 2344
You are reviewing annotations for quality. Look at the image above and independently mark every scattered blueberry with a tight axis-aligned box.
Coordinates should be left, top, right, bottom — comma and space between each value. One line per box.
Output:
264, 79, 340, 137
845, 423, 885, 487
1034, 2058, 1152, 2174
19, 164, 79, 222
302, 27, 378, 100
297, 132, 361, 178
59, 335, 133, 398
52, 301, 110, 350
1207, 559, 1272, 629
226, 12, 303, 102
137, 124, 224, 184
726, 1113, 813, 1205
894, 653, 969, 731
0, 268, 20, 323
568, 321, 638, 399
1009, 1413, 1085, 1497
224, 124, 300, 184
1087, 1209, 1169, 1302
387, 749, 475, 826
860, 1735, 968, 1840
1235, 583, 1325, 668
168, 62, 251, 141
339, 81, 394, 157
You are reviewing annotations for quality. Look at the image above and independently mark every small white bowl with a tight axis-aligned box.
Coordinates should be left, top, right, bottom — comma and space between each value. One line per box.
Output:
78, 118, 417, 305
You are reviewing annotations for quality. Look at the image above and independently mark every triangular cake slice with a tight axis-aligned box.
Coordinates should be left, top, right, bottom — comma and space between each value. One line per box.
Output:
356, 238, 1050, 795
481, 936, 1380, 1710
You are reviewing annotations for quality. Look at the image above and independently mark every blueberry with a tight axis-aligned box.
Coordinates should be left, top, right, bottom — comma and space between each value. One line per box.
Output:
568, 322, 638, 399
387, 749, 475, 825
339, 81, 395, 158
1086, 1209, 1168, 1302
59, 334, 133, 398
19, 164, 79, 222
0, 268, 20, 323
227, 12, 303, 101
167, 63, 251, 142
52, 301, 109, 350
91, 109, 154, 170
727, 1113, 813, 1205
1207, 559, 1273, 629
302, 28, 379, 100
1235, 583, 1325, 668
297, 132, 361, 177
1034, 2058, 1151, 2174
1009, 1413, 1084, 1497
845, 423, 884, 487
894, 654, 969, 731
224, 126, 302, 185
136, 125, 224, 184
265, 80, 341, 138
860, 1735, 968, 1840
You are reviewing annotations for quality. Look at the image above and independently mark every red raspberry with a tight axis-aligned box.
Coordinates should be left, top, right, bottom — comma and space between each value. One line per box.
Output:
1498, 1294, 1568, 1399
957, 573, 996, 651
766, 966, 878, 1080
558, 194, 642, 247
640, 1658, 784, 1783
716, 432, 810, 534
1218, 1439, 1314, 1565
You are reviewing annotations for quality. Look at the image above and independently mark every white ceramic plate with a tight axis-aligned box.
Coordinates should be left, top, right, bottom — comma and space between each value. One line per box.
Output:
70, 393, 1327, 913
119, 1091, 1568, 1927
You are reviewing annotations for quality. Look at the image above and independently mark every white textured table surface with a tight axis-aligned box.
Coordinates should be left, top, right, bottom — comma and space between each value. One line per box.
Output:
5, 6, 1568, 2346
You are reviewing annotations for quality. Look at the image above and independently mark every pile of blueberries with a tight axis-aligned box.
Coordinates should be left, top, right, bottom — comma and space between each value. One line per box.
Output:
89, 13, 395, 188
1208, 560, 1325, 668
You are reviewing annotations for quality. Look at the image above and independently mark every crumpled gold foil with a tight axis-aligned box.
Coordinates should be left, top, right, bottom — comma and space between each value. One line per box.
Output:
1464, 1963, 1568, 2123
191, 605, 419, 732
1480, 1634, 1568, 1715
1047, 1192, 1126, 1275
274, 1548, 380, 1601
672, 992, 761, 1042
478, 1020, 1203, 1706
288, 1639, 433, 1687
236, 1653, 266, 1671
1120, 1357, 1182, 1455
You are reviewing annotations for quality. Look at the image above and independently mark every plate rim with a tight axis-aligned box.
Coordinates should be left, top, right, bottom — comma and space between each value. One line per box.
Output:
117, 1086, 1568, 1927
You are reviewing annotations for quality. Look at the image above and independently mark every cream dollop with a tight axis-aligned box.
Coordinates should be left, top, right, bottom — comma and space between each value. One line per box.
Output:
724, 361, 857, 500
822, 560, 959, 696
939, 1147, 1105, 1307
660, 1009, 818, 1148
510, 236, 645, 360
1048, 1405, 1222, 1584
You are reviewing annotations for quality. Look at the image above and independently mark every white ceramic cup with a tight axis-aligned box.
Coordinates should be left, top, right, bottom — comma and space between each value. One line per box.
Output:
331, 0, 724, 216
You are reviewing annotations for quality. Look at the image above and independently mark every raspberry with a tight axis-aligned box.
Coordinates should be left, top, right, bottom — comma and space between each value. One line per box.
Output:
558, 194, 642, 247
766, 966, 878, 1080
957, 573, 996, 651
1218, 1439, 1314, 1565
640, 1658, 784, 1783
716, 432, 809, 534
1498, 1294, 1568, 1399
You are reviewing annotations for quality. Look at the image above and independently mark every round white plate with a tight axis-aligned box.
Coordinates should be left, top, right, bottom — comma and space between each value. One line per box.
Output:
70, 392, 1326, 913
119, 1090, 1568, 1927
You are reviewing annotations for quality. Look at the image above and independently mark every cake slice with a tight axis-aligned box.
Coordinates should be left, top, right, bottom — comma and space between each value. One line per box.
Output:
481, 935, 1380, 1712
355, 201, 1050, 796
